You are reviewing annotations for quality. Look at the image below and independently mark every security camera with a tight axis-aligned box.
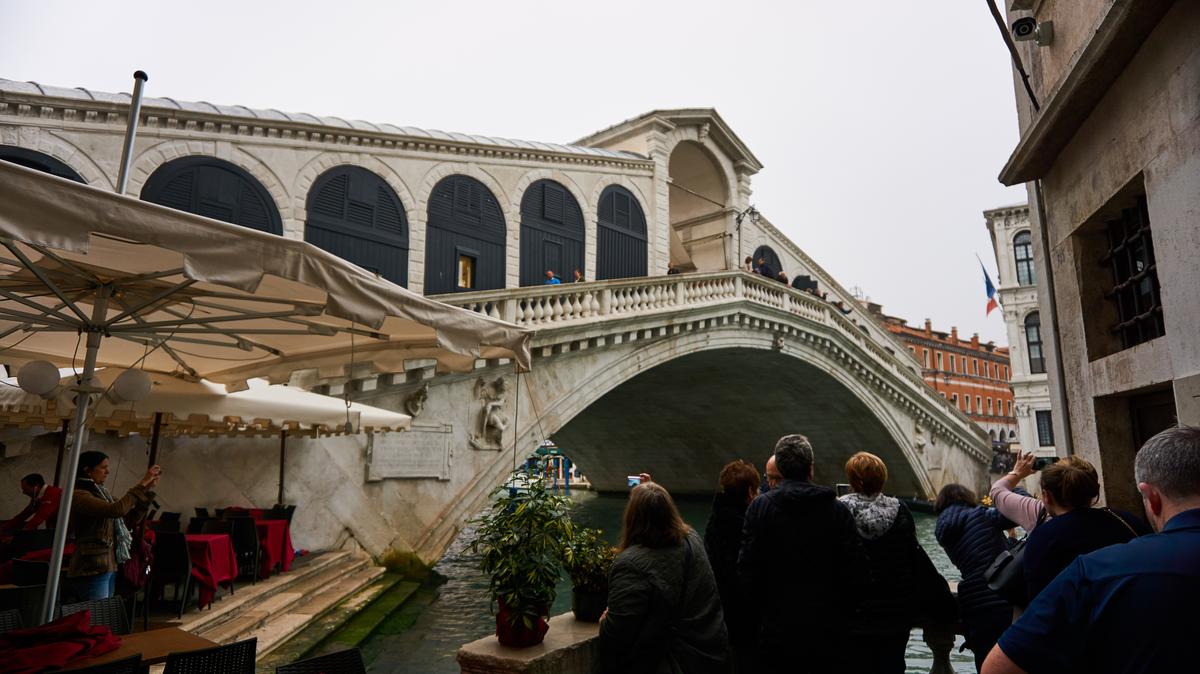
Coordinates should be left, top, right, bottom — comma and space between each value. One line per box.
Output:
1011, 17, 1037, 40
1012, 17, 1054, 46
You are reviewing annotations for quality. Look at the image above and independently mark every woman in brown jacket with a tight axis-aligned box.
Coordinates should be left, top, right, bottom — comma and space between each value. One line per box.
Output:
68, 450, 160, 600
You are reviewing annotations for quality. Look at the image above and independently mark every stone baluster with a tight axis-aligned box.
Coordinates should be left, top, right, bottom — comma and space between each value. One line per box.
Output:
734, 274, 744, 299
501, 299, 516, 323
599, 288, 611, 316
922, 625, 957, 674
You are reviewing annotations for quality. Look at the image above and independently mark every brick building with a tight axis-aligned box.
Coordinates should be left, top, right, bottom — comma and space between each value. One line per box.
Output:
870, 306, 1017, 449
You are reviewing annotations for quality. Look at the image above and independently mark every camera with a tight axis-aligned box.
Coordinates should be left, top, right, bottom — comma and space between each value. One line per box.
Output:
1012, 17, 1054, 46
626, 475, 643, 487
1011, 17, 1037, 40
835, 483, 851, 497
1033, 457, 1053, 471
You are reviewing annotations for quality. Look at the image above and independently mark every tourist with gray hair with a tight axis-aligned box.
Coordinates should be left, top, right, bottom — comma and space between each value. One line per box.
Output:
737, 434, 867, 673
982, 425, 1200, 674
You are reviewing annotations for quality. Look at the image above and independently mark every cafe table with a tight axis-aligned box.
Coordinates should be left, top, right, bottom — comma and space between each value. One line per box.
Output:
184, 533, 238, 608
58, 627, 217, 670
254, 519, 294, 577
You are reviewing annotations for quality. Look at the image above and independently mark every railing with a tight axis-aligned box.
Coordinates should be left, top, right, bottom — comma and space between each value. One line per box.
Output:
435, 271, 986, 455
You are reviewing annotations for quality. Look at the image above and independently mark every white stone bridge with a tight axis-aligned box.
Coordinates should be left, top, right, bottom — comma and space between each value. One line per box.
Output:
324, 270, 990, 560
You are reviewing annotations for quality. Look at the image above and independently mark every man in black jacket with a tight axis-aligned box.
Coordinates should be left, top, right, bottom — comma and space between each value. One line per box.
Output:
738, 434, 868, 673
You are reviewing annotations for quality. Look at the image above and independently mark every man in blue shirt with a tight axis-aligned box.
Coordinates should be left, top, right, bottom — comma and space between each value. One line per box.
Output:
982, 425, 1200, 674
543, 270, 560, 285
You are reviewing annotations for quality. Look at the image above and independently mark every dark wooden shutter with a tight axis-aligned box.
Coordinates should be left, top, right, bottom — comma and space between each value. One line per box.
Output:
0, 146, 87, 183
425, 175, 506, 294
304, 166, 409, 286
596, 185, 647, 280
141, 157, 282, 235
519, 180, 584, 286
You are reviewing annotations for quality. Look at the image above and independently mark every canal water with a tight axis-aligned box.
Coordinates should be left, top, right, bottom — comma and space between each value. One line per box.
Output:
361, 490, 977, 673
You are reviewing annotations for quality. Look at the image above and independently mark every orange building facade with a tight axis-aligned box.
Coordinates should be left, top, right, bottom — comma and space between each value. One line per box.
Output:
870, 307, 1018, 449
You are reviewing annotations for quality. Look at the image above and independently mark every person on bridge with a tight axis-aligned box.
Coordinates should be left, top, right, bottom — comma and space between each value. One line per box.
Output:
572, 268, 584, 283
738, 434, 867, 673
982, 425, 1200, 674
543, 270, 561, 285
934, 484, 1016, 672
839, 452, 954, 674
2, 473, 62, 533
599, 481, 729, 674
703, 460, 760, 671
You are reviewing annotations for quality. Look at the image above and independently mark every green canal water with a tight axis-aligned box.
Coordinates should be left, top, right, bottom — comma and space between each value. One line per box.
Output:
361, 490, 976, 673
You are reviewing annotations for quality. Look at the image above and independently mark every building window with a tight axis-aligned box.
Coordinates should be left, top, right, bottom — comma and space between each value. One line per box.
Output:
951, 393, 958, 406
966, 396, 972, 413
1104, 195, 1164, 350
936, 352, 943, 370
949, 355, 956, 373
457, 254, 476, 289
1014, 230, 1036, 286
923, 349, 930, 367
976, 395, 982, 414
1006, 400, 1012, 416
1036, 410, 1054, 446
972, 359, 978, 375
1025, 312, 1045, 374
987, 398, 993, 415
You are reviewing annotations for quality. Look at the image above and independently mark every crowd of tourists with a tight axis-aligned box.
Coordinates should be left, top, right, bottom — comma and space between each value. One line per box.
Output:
595, 425, 1200, 673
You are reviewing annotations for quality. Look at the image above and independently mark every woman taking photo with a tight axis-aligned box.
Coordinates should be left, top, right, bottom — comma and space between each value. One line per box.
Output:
68, 450, 160, 600
600, 481, 729, 674
1021, 456, 1147, 603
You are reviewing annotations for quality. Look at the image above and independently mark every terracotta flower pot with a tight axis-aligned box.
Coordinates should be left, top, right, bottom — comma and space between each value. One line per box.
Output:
495, 599, 549, 647
571, 587, 607, 622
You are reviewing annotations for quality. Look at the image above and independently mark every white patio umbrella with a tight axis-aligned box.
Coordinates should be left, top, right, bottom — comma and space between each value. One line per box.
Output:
0, 160, 531, 621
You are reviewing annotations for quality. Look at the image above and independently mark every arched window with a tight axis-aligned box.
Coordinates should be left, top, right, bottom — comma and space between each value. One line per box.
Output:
752, 245, 784, 279
306, 166, 408, 285
1014, 231, 1036, 286
141, 157, 282, 234
424, 175, 506, 294
596, 185, 647, 280
1025, 312, 1045, 374
0, 146, 86, 183
519, 180, 584, 286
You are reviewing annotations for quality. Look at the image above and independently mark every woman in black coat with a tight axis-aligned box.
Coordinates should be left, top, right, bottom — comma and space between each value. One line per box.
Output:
934, 484, 1015, 673
600, 481, 729, 674
840, 452, 954, 674
703, 460, 760, 671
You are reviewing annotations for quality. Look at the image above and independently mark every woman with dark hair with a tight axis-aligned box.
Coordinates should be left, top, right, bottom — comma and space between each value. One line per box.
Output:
703, 460, 759, 671
1021, 456, 1147, 603
600, 481, 729, 674
68, 450, 160, 600
934, 483, 1014, 672
840, 452, 953, 674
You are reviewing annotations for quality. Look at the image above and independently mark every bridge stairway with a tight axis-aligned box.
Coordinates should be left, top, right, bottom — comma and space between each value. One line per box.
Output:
175, 549, 384, 661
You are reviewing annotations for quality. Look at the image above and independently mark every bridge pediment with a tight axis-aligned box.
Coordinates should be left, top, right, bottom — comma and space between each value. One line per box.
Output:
573, 108, 763, 175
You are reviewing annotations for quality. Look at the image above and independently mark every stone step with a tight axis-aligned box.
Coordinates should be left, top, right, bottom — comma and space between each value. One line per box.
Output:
196, 552, 372, 645
254, 573, 411, 673
177, 549, 357, 636
241, 564, 386, 658
310, 577, 420, 655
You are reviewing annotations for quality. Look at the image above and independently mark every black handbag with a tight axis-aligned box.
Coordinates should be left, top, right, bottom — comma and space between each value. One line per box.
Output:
984, 509, 1047, 606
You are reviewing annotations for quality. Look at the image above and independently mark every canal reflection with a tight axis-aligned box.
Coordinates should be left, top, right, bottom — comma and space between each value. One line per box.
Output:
361, 490, 976, 673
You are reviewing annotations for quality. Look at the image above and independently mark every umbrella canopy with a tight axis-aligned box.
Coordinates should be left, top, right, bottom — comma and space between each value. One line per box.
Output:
0, 160, 532, 383
0, 368, 411, 437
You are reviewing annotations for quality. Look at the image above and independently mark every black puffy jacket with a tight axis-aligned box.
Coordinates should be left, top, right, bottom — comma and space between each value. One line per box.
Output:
703, 491, 752, 647
934, 503, 1013, 620
844, 498, 924, 635
738, 479, 867, 666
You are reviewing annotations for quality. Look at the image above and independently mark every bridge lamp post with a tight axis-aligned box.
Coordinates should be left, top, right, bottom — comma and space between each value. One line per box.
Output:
733, 205, 760, 270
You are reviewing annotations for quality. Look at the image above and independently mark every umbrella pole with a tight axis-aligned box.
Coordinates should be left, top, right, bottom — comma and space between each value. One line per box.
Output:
278, 430, 286, 506
52, 419, 69, 488
40, 289, 109, 624
147, 412, 163, 467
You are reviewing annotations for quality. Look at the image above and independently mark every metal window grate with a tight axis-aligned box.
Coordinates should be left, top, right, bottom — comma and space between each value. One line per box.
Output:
1036, 410, 1055, 447
1102, 195, 1164, 349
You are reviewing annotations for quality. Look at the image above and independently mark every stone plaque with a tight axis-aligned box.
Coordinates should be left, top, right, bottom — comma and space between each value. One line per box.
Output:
367, 424, 452, 481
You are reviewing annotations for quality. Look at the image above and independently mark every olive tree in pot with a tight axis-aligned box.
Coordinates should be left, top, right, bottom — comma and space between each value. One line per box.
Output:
469, 460, 574, 647
563, 527, 615, 622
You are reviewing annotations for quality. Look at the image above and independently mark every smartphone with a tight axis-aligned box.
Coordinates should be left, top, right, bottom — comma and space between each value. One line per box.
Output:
626, 475, 643, 487
835, 483, 851, 497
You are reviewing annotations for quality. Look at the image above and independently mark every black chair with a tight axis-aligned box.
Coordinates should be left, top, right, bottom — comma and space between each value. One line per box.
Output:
213, 508, 227, 519
195, 507, 211, 519
226, 516, 260, 584
61, 596, 131, 635
275, 648, 365, 674
159, 511, 182, 527
0, 607, 22, 633
164, 637, 256, 674
199, 519, 229, 535
9, 529, 55, 558
151, 531, 193, 619
10, 558, 50, 586
186, 517, 208, 534
65, 654, 144, 674
0, 583, 46, 628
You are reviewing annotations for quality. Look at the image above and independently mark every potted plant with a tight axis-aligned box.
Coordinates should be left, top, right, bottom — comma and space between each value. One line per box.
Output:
469, 458, 574, 647
563, 527, 615, 622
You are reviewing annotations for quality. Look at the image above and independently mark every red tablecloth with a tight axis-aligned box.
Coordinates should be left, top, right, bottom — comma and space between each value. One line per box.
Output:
255, 519, 293, 577
0, 610, 120, 674
184, 534, 237, 609
0, 544, 76, 584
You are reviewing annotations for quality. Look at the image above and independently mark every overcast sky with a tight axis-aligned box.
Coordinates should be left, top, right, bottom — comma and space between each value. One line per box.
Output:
1, 0, 1025, 344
